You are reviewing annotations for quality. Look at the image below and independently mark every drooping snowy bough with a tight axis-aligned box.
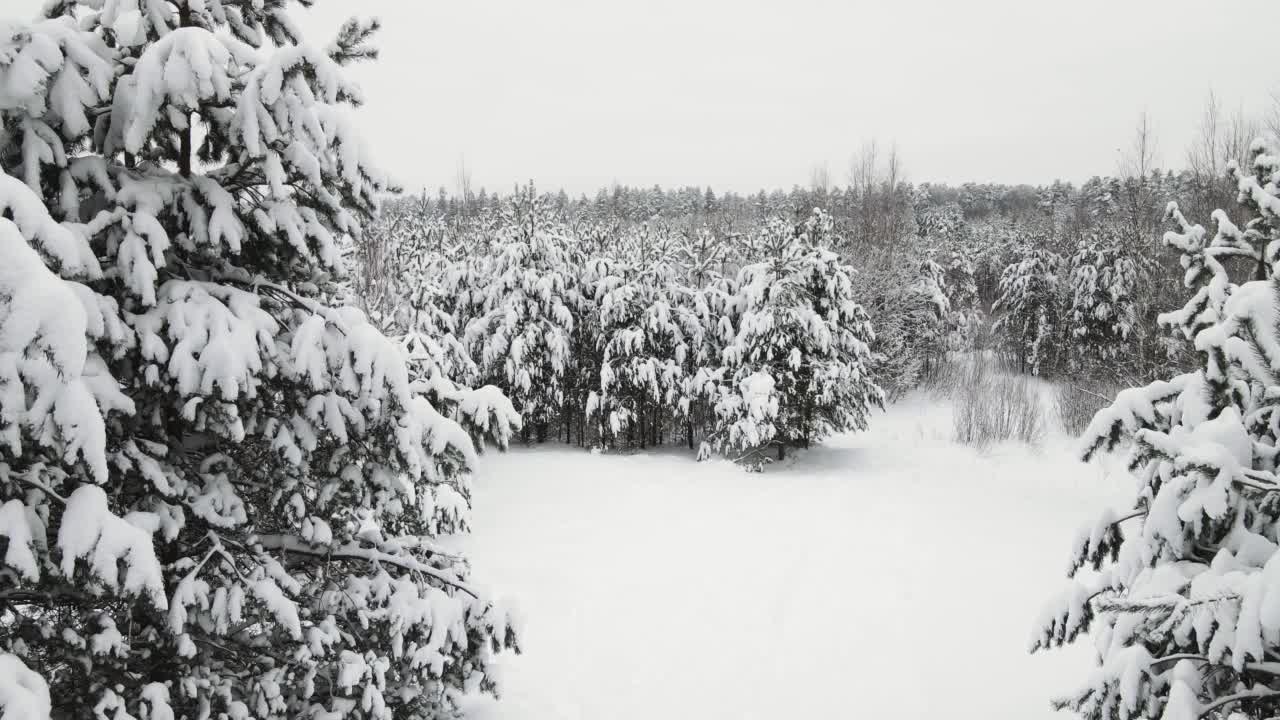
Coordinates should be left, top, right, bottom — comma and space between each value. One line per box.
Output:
1033, 141, 1280, 719
0, 4, 517, 719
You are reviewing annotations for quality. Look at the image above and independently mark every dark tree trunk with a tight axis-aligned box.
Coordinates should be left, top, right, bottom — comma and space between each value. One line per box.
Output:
639, 402, 647, 450
180, 120, 193, 177
178, 4, 193, 177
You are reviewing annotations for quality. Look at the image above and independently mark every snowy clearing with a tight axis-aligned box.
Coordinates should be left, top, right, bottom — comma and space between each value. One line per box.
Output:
456, 397, 1129, 719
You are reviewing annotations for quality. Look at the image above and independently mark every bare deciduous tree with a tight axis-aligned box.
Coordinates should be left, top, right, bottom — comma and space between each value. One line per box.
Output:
456, 154, 475, 217
847, 140, 912, 250
1186, 91, 1258, 216
1117, 112, 1162, 245
810, 161, 831, 194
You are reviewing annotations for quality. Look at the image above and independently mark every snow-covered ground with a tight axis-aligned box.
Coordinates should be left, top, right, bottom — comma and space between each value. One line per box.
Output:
455, 396, 1129, 719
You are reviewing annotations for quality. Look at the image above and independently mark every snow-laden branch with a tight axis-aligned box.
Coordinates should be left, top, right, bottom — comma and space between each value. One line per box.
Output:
12, 470, 66, 507
1147, 653, 1280, 678
1197, 687, 1280, 717
254, 534, 477, 598
0, 586, 105, 607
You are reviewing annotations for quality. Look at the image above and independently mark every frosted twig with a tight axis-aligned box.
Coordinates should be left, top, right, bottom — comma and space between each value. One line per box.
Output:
1068, 384, 1114, 403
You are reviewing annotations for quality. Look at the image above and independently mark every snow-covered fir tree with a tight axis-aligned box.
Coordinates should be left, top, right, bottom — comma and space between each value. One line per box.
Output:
590, 242, 696, 449
1067, 227, 1142, 374
1033, 140, 1280, 720
0, 5, 517, 719
464, 187, 577, 442
916, 199, 966, 241
941, 247, 983, 351
843, 240, 924, 400
901, 255, 951, 376
672, 226, 732, 451
347, 194, 437, 327
995, 237, 1065, 375
708, 210, 883, 464
368, 204, 472, 381
383, 222, 522, 454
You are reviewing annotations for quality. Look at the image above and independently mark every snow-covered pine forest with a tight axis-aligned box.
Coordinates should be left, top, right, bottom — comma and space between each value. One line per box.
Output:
4, 1, 1280, 719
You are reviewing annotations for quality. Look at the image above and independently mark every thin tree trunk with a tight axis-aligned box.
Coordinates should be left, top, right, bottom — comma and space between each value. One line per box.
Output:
178, 4, 193, 177
639, 401, 647, 450
180, 120, 193, 177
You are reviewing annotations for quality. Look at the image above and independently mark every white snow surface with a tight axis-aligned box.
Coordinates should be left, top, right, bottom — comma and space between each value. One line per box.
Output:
454, 395, 1128, 719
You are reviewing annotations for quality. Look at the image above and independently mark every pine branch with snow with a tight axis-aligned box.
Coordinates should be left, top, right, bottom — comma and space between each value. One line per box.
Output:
0, 5, 517, 718
1035, 139, 1280, 720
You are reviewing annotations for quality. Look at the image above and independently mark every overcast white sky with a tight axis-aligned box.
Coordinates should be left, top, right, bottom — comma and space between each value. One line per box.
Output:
14, 0, 1280, 194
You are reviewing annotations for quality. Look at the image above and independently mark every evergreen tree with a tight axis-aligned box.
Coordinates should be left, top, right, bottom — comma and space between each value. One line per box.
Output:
590, 256, 687, 448
388, 236, 522, 452
464, 187, 577, 442
1034, 140, 1280, 720
848, 241, 926, 400
0, 6, 516, 718
901, 255, 951, 376
994, 237, 1065, 375
708, 210, 882, 464
917, 200, 966, 240
673, 227, 732, 450
942, 247, 983, 351
1067, 227, 1142, 374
